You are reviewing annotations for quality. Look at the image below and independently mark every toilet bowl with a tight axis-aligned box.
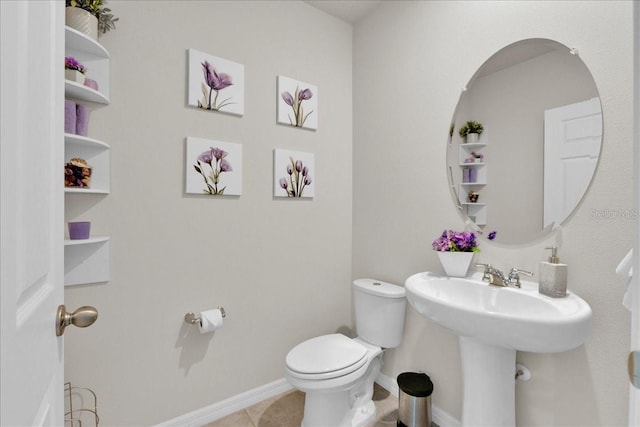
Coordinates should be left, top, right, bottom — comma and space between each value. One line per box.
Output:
284, 279, 406, 427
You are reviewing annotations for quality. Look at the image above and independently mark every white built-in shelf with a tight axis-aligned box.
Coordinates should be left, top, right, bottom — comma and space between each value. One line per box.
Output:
64, 236, 110, 286
65, 26, 110, 103
64, 133, 110, 193
64, 236, 110, 246
65, 26, 109, 58
64, 27, 111, 287
65, 80, 109, 104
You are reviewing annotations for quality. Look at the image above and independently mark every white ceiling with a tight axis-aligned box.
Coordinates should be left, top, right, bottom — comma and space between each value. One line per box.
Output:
305, 0, 382, 24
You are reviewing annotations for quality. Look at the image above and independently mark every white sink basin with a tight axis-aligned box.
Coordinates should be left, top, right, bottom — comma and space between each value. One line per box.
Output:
405, 271, 592, 353
405, 271, 594, 426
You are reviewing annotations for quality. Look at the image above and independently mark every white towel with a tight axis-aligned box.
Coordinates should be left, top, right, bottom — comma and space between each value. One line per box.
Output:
615, 249, 633, 311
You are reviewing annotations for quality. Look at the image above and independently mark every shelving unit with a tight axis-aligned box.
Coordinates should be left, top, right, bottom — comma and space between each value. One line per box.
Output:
458, 141, 487, 226
64, 26, 111, 287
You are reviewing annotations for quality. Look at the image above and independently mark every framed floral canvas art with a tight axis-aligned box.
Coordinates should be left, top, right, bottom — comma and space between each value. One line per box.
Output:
186, 137, 242, 196
277, 76, 318, 130
273, 149, 314, 198
187, 49, 244, 116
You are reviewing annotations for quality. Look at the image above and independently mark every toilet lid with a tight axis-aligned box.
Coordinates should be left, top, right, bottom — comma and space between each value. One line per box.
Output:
286, 334, 368, 377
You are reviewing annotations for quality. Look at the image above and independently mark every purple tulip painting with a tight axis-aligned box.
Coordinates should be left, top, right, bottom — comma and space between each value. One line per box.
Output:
274, 149, 315, 198
188, 49, 244, 116
277, 76, 318, 130
186, 137, 242, 196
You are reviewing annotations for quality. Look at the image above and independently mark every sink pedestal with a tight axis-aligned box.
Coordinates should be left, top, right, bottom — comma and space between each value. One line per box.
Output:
459, 336, 516, 426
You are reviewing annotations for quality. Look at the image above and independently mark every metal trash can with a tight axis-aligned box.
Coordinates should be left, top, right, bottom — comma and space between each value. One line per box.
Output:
397, 372, 433, 427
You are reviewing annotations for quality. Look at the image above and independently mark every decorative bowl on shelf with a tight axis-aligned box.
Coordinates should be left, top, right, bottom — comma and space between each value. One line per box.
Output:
64, 157, 92, 188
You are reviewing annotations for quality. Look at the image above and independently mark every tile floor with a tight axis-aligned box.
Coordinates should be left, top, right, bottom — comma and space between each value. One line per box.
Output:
202, 383, 400, 427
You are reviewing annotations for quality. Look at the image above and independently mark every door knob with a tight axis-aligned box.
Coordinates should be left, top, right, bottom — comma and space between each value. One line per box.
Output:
56, 304, 98, 336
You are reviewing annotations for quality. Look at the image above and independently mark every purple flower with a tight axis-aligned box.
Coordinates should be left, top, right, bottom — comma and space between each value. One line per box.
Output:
279, 178, 288, 189
295, 160, 303, 172
286, 164, 293, 175
487, 231, 497, 240
432, 229, 479, 252
65, 56, 86, 73
298, 88, 313, 101
197, 149, 214, 165
304, 176, 312, 185
201, 61, 233, 91
281, 91, 294, 106
211, 147, 228, 160
302, 166, 308, 176
219, 159, 233, 172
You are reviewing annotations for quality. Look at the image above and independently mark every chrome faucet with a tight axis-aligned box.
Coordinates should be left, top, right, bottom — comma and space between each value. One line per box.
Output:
476, 264, 533, 288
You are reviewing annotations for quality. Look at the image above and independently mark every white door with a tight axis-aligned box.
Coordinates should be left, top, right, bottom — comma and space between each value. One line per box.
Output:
0, 1, 65, 425
543, 97, 602, 228
631, 4, 640, 425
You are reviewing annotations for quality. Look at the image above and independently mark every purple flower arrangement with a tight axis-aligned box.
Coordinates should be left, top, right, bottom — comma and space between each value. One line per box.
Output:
198, 60, 234, 111
65, 56, 86, 73
279, 157, 312, 197
432, 229, 480, 252
193, 147, 233, 195
281, 87, 314, 127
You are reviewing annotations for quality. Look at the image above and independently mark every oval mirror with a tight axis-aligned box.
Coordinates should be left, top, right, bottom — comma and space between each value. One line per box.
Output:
448, 38, 602, 245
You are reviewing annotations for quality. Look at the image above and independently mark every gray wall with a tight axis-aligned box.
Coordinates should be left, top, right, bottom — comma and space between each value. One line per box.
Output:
353, 1, 633, 425
64, 1, 353, 424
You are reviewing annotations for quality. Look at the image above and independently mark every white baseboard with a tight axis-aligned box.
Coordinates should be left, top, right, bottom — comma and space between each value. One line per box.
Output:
376, 372, 461, 427
155, 378, 293, 427
156, 374, 460, 427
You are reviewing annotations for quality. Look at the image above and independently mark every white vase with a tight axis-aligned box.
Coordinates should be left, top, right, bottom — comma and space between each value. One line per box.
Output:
466, 133, 479, 144
65, 69, 85, 84
65, 7, 98, 41
437, 251, 474, 277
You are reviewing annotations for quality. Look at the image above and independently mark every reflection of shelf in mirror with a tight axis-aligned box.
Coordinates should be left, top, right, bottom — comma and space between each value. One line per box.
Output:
461, 182, 486, 186
459, 162, 485, 167
462, 203, 486, 206
460, 142, 487, 149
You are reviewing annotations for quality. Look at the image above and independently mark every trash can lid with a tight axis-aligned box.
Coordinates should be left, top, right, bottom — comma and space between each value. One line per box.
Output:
397, 372, 433, 397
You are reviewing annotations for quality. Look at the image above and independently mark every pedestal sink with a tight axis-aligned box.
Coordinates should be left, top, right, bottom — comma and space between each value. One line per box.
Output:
405, 272, 592, 426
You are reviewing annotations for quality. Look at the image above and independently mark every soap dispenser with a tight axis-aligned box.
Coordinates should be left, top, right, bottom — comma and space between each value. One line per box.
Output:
539, 247, 567, 298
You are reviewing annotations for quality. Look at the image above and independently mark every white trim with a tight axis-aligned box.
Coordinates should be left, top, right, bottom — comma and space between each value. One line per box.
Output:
154, 378, 293, 427
376, 372, 461, 427
155, 374, 461, 427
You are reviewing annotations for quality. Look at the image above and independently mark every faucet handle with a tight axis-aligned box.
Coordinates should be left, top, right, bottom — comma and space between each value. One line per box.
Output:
509, 268, 533, 276
508, 268, 533, 288
475, 263, 492, 281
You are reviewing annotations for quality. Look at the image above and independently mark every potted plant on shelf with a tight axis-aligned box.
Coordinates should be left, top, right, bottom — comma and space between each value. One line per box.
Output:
66, 0, 118, 41
458, 120, 484, 144
65, 56, 86, 84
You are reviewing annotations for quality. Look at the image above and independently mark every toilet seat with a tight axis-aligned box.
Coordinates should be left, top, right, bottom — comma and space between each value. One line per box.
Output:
286, 334, 369, 380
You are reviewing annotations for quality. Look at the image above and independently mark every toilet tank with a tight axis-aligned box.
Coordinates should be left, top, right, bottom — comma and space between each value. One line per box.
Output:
353, 279, 406, 348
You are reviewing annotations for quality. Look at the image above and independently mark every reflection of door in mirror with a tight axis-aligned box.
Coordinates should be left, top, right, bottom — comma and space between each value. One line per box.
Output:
543, 98, 602, 228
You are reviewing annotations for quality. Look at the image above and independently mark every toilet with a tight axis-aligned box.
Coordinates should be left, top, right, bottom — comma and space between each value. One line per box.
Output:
285, 278, 406, 427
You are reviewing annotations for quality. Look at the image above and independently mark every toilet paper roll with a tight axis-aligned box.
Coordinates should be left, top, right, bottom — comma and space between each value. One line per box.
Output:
198, 308, 224, 334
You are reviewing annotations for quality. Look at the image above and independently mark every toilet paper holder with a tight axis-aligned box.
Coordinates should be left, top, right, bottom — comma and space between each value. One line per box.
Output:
184, 307, 226, 326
